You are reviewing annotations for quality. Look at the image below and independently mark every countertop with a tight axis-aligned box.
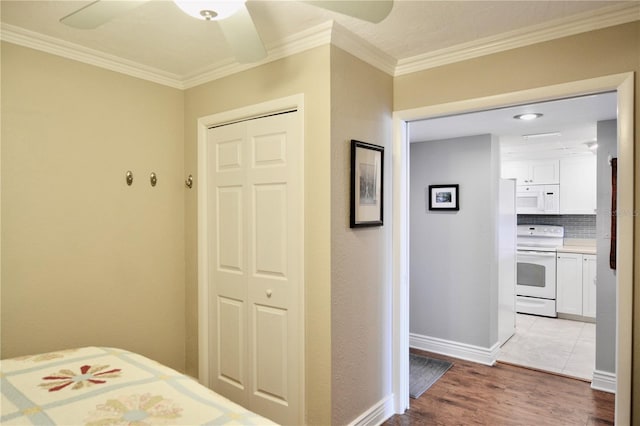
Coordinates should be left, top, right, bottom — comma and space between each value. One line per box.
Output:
557, 238, 597, 255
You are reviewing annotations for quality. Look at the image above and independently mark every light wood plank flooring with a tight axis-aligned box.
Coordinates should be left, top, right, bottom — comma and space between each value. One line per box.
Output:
384, 349, 614, 425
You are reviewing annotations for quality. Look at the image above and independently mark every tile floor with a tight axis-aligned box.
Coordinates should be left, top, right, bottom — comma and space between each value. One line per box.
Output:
498, 313, 595, 381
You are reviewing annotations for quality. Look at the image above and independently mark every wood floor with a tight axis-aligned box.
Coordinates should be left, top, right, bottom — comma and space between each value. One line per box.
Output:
383, 349, 614, 425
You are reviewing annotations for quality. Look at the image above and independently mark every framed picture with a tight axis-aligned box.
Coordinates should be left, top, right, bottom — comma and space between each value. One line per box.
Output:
350, 140, 384, 228
428, 184, 459, 211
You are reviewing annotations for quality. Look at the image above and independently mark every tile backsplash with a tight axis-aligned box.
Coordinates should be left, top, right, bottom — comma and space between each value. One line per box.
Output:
517, 214, 597, 239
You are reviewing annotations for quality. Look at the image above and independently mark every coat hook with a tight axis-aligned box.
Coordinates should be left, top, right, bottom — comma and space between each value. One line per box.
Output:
150, 172, 157, 187
185, 174, 193, 189
126, 171, 133, 186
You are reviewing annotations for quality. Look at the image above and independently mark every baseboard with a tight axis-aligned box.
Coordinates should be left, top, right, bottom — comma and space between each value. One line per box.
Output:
557, 312, 595, 324
410, 333, 500, 366
591, 370, 616, 394
348, 394, 395, 426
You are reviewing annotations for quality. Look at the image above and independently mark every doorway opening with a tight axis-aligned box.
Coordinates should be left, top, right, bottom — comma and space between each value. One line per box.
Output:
391, 73, 634, 423
407, 92, 615, 382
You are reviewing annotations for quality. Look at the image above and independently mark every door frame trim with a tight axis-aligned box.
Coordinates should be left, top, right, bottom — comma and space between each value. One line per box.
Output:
391, 73, 634, 423
197, 94, 305, 422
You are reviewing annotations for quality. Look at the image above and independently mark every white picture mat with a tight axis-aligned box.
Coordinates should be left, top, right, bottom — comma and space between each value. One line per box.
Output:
355, 146, 382, 222
430, 186, 457, 209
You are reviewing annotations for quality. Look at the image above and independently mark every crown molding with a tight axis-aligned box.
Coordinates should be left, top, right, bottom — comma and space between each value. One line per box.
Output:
0, 19, 336, 90
2, 1, 638, 89
183, 20, 397, 89
182, 21, 333, 89
0, 23, 184, 89
331, 21, 396, 76
395, 2, 640, 76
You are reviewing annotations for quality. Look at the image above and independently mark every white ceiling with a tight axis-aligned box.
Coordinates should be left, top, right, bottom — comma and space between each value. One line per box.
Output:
409, 92, 618, 160
1, 0, 634, 86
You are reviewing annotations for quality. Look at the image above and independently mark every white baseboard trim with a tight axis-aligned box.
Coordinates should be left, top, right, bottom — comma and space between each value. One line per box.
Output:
591, 370, 616, 394
348, 394, 395, 426
410, 333, 500, 366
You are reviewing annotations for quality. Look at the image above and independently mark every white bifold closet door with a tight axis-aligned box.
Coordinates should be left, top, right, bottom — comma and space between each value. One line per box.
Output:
207, 110, 302, 425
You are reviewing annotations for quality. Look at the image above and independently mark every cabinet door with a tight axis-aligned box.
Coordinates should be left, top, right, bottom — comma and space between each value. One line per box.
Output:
502, 160, 559, 185
502, 161, 530, 185
560, 156, 597, 214
582, 255, 597, 318
556, 253, 583, 315
530, 160, 559, 184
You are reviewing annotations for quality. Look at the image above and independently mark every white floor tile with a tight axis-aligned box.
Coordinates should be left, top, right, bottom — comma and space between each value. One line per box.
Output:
498, 314, 595, 381
578, 322, 596, 341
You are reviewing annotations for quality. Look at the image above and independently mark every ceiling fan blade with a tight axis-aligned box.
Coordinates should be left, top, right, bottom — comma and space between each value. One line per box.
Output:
217, 3, 267, 63
302, 0, 393, 23
60, 0, 150, 29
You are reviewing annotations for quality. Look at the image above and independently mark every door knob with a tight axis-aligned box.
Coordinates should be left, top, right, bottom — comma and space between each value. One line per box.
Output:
266, 289, 273, 298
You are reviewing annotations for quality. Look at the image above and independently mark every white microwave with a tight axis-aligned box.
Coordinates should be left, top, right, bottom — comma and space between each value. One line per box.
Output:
516, 185, 560, 214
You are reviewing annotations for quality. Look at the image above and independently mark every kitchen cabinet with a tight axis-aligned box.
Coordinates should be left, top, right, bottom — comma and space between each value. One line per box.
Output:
556, 253, 583, 316
556, 252, 597, 318
582, 254, 597, 318
502, 159, 559, 185
560, 156, 597, 214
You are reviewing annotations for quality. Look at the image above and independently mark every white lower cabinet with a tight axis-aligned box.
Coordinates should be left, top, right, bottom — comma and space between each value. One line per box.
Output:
556, 253, 583, 315
556, 252, 597, 318
582, 255, 597, 318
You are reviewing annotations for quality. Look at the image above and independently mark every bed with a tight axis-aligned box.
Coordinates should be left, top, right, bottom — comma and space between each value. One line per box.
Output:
1, 346, 277, 425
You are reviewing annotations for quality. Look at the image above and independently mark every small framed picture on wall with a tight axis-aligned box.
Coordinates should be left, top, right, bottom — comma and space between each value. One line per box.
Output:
428, 184, 459, 211
350, 140, 384, 228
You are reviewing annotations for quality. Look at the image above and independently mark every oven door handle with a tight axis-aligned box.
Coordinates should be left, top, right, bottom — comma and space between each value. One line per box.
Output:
517, 251, 557, 257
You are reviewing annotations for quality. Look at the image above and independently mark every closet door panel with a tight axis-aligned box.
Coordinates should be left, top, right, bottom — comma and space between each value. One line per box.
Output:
207, 110, 302, 425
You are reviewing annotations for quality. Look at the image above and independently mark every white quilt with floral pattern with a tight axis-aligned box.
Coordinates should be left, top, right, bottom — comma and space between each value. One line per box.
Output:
1, 346, 277, 425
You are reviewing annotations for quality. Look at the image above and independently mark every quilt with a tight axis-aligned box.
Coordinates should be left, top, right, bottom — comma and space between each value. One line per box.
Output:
1, 346, 277, 425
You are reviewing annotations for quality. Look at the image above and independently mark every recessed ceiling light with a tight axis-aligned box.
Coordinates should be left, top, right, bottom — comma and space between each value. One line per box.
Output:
514, 113, 543, 121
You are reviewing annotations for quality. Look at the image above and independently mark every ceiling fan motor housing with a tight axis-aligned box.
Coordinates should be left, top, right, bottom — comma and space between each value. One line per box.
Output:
200, 9, 218, 20
173, 1, 245, 21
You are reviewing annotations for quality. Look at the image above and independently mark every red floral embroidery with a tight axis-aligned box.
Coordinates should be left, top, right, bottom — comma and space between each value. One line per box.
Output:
40, 364, 122, 392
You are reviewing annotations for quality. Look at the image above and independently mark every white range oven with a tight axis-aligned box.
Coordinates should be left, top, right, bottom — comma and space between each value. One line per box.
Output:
516, 225, 564, 317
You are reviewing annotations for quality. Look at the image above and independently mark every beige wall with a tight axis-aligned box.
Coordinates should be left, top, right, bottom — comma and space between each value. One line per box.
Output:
1, 42, 186, 370
329, 46, 393, 425
183, 46, 332, 425
394, 21, 640, 421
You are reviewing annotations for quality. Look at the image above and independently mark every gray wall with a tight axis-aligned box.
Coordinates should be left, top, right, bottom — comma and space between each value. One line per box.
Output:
595, 119, 617, 374
410, 134, 499, 348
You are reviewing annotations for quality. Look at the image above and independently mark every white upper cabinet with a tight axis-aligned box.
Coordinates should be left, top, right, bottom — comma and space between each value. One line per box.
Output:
560, 156, 597, 215
501, 162, 529, 184
502, 159, 559, 185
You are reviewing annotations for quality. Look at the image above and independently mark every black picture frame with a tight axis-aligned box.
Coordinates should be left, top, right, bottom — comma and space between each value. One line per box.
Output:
350, 140, 384, 228
428, 184, 460, 211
